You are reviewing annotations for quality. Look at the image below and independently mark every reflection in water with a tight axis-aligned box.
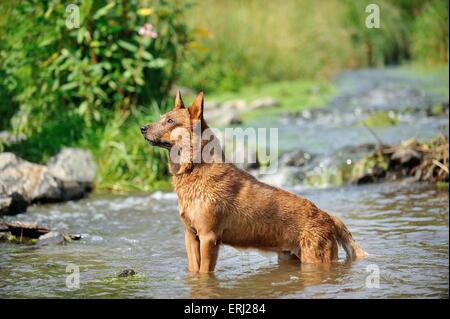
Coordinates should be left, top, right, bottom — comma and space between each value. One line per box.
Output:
186, 262, 353, 299
0, 182, 448, 298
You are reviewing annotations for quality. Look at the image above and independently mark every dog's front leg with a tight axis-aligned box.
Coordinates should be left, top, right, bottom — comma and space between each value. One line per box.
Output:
199, 232, 220, 273
185, 229, 200, 272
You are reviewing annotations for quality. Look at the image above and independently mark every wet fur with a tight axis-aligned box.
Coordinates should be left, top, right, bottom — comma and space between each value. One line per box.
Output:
141, 91, 367, 273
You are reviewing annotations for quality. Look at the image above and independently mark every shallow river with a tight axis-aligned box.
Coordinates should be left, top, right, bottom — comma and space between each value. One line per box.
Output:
0, 182, 448, 298
1, 68, 448, 298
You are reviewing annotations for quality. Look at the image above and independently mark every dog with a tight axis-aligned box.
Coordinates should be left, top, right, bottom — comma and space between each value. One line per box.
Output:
141, 91, 367, 273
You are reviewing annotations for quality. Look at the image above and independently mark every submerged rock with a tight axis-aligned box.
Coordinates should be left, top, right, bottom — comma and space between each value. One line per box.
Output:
280, 150, 314, 167
35, 231, 65, 247
118, 269, 136, 278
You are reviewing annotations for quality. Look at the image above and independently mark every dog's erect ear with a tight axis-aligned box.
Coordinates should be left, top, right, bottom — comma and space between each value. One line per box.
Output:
174, 90, 185, 110
188, 91, 204, 120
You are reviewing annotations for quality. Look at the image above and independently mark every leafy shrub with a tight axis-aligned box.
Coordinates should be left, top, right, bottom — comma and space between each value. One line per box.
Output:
0, 0, 190, 144
0, 0, 192, 190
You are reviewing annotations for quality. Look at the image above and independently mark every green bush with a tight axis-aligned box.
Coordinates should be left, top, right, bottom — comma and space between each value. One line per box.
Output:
0, 0, 190, 135
0, 0, 192, 190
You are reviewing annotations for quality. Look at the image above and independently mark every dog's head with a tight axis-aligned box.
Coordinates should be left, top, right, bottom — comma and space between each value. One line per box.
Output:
140, 91, 205, 150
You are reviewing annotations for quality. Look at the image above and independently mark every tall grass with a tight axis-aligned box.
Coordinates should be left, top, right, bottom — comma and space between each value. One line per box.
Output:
179, 0, 448, 93
79, 107, 171, 192
410, 0, 449, 64
180, 0, 355, 92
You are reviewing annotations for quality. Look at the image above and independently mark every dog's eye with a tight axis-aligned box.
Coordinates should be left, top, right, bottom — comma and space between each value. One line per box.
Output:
167, 118, 175, 124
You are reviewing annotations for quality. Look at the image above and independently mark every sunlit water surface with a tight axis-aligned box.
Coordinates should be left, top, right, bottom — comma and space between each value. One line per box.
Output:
1, 68, 448, 298
1, 182, 448, 298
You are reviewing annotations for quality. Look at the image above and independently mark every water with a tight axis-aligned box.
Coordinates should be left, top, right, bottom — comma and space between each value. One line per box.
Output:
0, 182, 448, 298
1, 68, 448, 298
246, 67, 449, 155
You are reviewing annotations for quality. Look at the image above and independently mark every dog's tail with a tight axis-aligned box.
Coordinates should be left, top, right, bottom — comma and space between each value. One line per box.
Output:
331, 215, 368, 259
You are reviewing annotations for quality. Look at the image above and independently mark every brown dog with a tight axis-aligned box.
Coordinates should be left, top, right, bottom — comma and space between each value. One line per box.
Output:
141, 91, 367, 273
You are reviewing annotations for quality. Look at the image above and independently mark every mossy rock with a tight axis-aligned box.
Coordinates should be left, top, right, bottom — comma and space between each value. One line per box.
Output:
358, 111, 399, 127
350, 153, 389, 184
429, 103, 446, 116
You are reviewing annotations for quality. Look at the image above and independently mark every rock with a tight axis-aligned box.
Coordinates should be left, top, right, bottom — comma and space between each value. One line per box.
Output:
0, 152, 62, 204
352, 167, 386, 184
0, 152, 21, 170
222, 99, 247, 111
204, 108, 242, 126
35, 231, 65, 247
390, 147, 422, 167
69, 233, 82, 240
47, 148, 95, 184
256, 166, 305, 188
0, 222, 80, 245
0, 193, 28, 215
0, 221, 50, 238
301, 110, 313, 119
47, 148, 96, 200
205, 100, 221, 110
118, 269, 136, 278
169, 85, 196, 97
0, 131, 26, 146
249, 97, 279, 110
1, 148, 96, 214
280, 150, 313, 167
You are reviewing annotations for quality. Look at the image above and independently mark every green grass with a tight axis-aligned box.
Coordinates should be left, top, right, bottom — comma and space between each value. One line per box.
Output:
358, 111, 399, 127
436, 181, 449, 190
181, 79, 335, 122
78, 108, 172, 192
